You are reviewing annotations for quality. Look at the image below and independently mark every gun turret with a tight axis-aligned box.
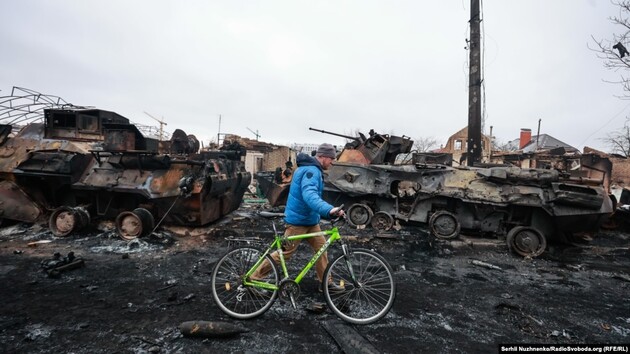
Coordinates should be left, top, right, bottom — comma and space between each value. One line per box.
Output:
310, 127, 413, 165
309, 127, 363, 142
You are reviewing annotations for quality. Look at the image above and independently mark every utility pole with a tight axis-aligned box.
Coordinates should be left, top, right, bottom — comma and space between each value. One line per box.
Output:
217, 114, 222, 146
467, 0, 482, 166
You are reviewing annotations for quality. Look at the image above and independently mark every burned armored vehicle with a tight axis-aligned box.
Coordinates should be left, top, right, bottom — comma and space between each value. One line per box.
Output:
0, 107, 251, 239
312, 128, 614, 258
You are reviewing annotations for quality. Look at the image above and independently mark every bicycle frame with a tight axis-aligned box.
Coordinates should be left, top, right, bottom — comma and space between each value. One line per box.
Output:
242, 226, 349, 291
211, 214, 396, 324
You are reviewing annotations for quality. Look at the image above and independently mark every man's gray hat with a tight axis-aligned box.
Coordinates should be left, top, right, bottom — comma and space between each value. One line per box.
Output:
316, 143, 337, 159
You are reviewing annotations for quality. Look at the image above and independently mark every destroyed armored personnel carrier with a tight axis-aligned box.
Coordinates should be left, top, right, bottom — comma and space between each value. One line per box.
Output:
0, 106, 250, 240
312, 128, 614, 258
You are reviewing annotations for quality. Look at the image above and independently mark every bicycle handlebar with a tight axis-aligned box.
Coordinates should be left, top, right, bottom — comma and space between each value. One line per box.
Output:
330, 204, 345, 224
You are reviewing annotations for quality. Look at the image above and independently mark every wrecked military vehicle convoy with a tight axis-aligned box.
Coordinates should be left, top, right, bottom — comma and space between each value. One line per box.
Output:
0, 105, 251, 240
257, 128, 614, 258
0, 86, 615, 258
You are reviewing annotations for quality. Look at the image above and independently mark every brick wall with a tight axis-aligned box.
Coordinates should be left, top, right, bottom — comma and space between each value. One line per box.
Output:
611, 157, 630, 187
262, 146, 295, 171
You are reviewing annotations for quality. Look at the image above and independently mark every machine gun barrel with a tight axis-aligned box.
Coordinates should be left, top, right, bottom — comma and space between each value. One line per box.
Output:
309, 127, 360, 141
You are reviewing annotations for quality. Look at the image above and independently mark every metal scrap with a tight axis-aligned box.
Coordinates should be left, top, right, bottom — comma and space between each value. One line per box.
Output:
179, 321, 248, 338
0, 90, 251, 240
470, 259, 503, 271
40, 252, 85, 278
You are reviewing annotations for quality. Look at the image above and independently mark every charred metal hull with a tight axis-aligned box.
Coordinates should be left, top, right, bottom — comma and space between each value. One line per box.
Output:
0, 180, 42, 222
324, 162, 613, 255
309, 128, 614, 258
254, 171, 290, 207
72, 151, 251, 227
0, 107, 250, 238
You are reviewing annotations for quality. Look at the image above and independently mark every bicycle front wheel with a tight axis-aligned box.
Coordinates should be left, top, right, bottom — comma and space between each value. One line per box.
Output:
211, 247, 279, 319
323, 248, 396, 325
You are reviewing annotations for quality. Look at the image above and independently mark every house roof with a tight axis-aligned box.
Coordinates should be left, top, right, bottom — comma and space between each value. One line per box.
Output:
507, 134, 578, 153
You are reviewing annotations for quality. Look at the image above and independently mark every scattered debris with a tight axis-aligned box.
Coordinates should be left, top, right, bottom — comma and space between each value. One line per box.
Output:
612, 273, 630, 282
470, 259, 502, 271
306, 301, 327, 314
40, 252, 85, 278
259, 211, 285, 218
27, 240, 53, 247
179, 321, 248, 338
23, 324, 52, 341
156, 283, 178, 292
321, 320, 381, 354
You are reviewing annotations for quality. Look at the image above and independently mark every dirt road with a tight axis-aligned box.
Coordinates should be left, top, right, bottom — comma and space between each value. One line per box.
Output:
1, 205, 628, 353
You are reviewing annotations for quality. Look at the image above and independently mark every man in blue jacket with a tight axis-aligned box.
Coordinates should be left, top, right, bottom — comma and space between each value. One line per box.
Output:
252, 143, 344, 291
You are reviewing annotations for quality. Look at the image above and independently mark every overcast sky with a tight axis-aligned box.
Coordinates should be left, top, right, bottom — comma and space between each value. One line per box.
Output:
0, 0, 625, 152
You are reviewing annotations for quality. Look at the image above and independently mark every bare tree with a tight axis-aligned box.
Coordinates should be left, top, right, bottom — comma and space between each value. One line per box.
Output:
592, 1, 630, 155
492, 138, 516, 152
413, 136, 440, 152
590, 0, 630, 99
603, 118, 630, 156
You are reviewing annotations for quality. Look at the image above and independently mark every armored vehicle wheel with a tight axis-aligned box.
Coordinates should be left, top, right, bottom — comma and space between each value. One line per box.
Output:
133, 208, 155, 234
49, 207, 77, 237
347, 203, 374, 228
506, 226, 546, 258
49, 206, 90, 237
116, 211, 142, 240
371, 211, 394, 231
429, 210, 460, 239
116, 208, 155, 241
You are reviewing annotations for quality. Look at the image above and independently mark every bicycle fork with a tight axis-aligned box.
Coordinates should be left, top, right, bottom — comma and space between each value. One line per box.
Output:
341, 244, 361, 288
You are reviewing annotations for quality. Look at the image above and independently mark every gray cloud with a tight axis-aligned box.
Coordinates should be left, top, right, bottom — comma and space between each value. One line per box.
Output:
0, 0, 625, 151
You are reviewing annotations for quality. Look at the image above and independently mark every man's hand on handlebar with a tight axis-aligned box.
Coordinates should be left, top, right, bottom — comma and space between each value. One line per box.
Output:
329, 206, 345, 218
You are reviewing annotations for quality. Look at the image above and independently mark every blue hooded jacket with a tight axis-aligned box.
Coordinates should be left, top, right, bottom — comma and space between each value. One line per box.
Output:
284, 153, 334, 226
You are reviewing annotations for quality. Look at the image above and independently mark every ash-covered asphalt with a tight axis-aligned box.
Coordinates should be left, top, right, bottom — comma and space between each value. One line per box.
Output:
0, 203, 629, 354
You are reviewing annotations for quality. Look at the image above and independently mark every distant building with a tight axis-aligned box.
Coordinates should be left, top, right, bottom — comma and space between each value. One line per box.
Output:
438, 126, 492, 165
290, 143, 320, 155
506, 128, 579, 154
290, 143, 341, 156
223, 134, 295, 184
490, 129, 583, 172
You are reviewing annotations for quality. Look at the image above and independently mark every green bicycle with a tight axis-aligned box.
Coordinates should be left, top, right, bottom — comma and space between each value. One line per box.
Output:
210, 211, 396, 325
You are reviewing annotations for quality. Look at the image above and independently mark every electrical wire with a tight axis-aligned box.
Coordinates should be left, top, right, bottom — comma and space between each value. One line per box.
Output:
577, 101, 630, 148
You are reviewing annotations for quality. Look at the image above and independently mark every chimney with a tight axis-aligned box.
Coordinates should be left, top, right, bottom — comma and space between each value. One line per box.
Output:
519, 128, 531, 150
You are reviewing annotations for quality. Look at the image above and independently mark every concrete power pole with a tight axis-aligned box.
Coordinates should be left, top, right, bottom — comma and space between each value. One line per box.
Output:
467, 0, 482, 166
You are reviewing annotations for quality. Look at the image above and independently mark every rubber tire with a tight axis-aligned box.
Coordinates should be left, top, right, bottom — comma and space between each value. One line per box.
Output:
323, 248, 396, 325
132, 208, 155, 236
211, 247, 279, 319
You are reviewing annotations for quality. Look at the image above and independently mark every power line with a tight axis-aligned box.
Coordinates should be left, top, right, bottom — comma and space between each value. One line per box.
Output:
578, 102, 630, 147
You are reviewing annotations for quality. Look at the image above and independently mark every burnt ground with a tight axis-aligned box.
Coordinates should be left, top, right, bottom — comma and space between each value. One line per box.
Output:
0, 201, 629, 354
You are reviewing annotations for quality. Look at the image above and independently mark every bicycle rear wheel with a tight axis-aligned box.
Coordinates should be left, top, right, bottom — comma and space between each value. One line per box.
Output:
323, 248, 396, 325
211, 247, 279, 319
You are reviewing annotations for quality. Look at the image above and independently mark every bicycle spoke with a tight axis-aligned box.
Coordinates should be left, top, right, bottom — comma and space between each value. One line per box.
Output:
211, 247, 279, 319
323, 249, 395, 325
